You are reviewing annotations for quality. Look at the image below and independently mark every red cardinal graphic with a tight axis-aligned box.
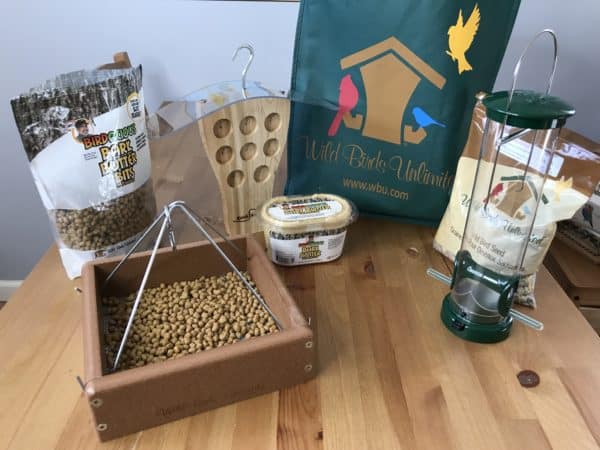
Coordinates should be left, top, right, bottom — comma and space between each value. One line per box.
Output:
484, 182, 504, 203
328, 74, 359, 137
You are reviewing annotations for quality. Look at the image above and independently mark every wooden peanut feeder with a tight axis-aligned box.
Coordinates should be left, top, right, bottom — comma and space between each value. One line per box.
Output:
192, 45, 289, 235
198, 95, 289, 235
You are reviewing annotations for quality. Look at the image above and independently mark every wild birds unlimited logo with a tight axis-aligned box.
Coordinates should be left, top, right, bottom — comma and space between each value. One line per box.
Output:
328, 4, 481, 146
328, 36, 447, 145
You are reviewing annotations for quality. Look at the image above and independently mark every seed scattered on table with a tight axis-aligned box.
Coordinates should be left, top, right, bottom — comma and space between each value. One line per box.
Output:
102, 272, 278, 371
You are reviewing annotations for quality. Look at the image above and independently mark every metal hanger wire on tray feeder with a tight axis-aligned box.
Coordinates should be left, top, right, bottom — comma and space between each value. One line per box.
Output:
102, 201, 283, 371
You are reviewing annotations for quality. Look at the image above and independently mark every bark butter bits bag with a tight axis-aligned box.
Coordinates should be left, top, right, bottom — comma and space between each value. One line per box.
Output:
286, 1, 521, 224
434, 98, 600, 307
11, 67, 156, 279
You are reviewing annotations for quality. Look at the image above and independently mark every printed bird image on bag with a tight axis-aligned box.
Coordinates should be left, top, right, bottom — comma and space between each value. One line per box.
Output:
446, 4, 481, 74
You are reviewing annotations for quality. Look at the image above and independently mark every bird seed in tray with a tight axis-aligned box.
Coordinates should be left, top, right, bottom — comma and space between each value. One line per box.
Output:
103, 272, 277, 371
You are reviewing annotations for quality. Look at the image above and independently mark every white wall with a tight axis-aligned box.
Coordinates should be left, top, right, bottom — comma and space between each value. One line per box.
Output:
495, 0, 600, 138
0, 0, 598, 279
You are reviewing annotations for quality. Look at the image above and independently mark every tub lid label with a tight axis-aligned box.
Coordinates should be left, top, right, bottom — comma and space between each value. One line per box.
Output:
267, 200, 343, 222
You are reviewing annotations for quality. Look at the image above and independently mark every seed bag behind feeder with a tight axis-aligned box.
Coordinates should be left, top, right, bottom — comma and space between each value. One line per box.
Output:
11, 66, 156, 279
434, 97, 600, 307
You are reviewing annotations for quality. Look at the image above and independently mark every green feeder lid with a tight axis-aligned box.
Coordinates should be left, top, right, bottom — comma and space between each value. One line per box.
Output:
483, 89, 575, 129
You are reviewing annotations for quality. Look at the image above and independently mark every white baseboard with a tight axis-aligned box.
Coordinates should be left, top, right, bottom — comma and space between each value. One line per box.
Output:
0, 281, 22, 302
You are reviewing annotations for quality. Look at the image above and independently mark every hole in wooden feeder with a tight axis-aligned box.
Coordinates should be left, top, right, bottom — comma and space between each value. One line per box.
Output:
216, 146, 233, 164
254, 165, 270, 183
264, 113, 281, 132
263, 138, 280, 157
227, 170, 245, 188
213, 119, 232, 138
240, 143, 257, 161
240, 116, 257, 135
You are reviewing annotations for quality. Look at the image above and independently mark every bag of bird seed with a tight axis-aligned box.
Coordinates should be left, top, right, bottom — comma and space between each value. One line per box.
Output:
11, 66, 156, 279
286, 0, 521, 225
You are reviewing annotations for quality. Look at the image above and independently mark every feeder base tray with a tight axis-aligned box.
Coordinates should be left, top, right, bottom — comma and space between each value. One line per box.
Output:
440, 295, 513, 343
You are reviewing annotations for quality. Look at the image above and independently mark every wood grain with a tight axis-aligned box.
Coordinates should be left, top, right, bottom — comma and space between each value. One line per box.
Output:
1, 219, 600, 449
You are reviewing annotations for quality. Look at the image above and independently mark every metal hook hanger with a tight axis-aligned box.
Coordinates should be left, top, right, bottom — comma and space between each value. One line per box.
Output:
232, 44, 254, 98
484, 29, 559, 209
510, 29, 558, 99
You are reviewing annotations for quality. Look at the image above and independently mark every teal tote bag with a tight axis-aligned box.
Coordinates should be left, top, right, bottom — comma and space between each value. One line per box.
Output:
285, 0, 521, 226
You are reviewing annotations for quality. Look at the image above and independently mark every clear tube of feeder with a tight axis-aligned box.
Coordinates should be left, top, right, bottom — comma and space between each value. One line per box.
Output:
461, 118, 559, 275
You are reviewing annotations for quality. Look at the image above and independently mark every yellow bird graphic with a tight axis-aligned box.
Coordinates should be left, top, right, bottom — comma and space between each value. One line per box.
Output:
446, 4, 480, 74
554, 176, 573, 201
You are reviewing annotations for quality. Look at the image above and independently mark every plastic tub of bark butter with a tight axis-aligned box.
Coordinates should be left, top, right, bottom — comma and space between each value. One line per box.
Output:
259, 194, 358, 266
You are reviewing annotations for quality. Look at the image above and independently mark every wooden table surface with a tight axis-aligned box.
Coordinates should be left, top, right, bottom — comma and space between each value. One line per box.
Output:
2, 219, 600, 450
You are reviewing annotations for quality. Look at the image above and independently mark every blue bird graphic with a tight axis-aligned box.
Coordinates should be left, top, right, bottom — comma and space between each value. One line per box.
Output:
412, 107, 446, 128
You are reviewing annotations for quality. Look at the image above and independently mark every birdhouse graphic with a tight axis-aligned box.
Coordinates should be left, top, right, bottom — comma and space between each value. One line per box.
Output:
488, 180, 537, 220
332, 37, 446, 145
